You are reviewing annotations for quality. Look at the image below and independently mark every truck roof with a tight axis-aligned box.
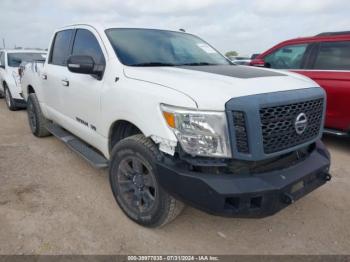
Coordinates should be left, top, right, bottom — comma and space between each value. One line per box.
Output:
274, 32, 350, 46
59, 23, 191, 34
257, 32, 350, 58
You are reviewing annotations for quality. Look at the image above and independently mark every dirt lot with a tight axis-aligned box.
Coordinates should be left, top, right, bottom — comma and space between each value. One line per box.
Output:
0, 101, 349, 255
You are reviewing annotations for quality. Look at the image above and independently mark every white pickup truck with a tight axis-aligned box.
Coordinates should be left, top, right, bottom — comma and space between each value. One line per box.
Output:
0, 49, 46, 110
20, 24, 331, 227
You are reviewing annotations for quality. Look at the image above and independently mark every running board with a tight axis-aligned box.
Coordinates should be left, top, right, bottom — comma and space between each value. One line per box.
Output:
46, 123, 109, 169
324, 128, 349, 137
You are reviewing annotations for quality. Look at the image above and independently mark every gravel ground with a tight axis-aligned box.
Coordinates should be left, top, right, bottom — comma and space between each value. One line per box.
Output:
0, 101, 349, 255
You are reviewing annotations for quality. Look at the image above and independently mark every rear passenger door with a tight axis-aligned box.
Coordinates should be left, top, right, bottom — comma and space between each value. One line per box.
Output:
43, 29, 74, 120
297, 41, 350, 131
61, 28, 106, 143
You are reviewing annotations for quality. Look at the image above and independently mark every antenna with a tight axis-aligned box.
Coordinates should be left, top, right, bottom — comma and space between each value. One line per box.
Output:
2, 38, 5, 49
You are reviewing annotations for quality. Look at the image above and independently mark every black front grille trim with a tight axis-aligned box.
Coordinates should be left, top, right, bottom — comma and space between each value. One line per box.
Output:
232, 111, 249, 154
260, 98, 324, 154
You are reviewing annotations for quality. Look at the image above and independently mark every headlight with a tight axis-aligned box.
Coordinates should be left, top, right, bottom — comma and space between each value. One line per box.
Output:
161, 104, 232, 158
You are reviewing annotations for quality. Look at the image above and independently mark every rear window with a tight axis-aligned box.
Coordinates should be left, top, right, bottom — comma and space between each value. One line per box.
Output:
7, 53, 46, 67
49, 29, 74, 66
313, 41, 350, 70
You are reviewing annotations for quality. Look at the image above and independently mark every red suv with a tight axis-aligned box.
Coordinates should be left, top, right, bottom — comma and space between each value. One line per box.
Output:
251, 31, 350, 136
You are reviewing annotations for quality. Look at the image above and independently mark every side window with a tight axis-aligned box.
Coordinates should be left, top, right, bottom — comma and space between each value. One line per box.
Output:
0, 52, 5, 67
264, 44, 308, 69
313, 41, 350, 70
72, 29, 105, 65
49, 29, 74, 66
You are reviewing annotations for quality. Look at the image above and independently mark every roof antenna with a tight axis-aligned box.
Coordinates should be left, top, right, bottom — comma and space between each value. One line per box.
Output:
179, 28, 186, 32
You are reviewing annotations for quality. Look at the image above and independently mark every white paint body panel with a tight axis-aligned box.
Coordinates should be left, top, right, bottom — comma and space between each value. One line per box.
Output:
124, 66, 319, 111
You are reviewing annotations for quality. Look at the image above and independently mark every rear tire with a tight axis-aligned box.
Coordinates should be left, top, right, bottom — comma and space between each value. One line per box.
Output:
4, 85, 18, 111
27, 93, 51, 137
109, 134, 184, 228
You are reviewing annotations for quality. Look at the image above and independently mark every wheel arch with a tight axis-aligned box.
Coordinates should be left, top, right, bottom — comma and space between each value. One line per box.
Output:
108, 120, 143, 153
27, 85, 35, 94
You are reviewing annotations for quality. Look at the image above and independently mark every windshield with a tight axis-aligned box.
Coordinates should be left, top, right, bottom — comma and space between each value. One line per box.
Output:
105, 28, 230, 66
7, 53, 46, 67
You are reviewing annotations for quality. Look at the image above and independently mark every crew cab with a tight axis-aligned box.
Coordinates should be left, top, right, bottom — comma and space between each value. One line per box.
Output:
20, 24, 331, 227
250, 31, 350, 136
0, 49, 46, 110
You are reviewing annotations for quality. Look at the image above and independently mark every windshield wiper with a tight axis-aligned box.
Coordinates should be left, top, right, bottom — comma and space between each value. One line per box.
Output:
130, 62, 176, 67
178, 62, 220, 66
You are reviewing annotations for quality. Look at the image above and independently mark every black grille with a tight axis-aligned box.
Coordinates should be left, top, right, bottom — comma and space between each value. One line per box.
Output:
260, 98, 324, 154
232, 111, 249, 153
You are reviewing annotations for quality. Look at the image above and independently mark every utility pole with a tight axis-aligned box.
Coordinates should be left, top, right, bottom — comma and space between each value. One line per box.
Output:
2, 38, 5, 49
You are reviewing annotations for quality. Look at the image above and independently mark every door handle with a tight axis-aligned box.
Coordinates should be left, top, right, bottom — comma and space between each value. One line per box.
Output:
42, 74, 47, 80
61, 79, 69, 86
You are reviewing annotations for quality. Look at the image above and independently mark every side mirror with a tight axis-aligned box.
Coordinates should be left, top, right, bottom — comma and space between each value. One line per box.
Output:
67, 55, 95, 75
0, 64, 5, 69
67, 55, 104, 79
250, 58, 265, 67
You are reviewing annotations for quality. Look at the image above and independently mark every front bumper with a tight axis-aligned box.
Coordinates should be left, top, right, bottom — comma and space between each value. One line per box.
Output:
156, 140, 331, 218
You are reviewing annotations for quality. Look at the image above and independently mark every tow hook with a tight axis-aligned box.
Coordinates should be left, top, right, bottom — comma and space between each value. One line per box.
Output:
324, 173, 332, 181
282, 193, 295, 205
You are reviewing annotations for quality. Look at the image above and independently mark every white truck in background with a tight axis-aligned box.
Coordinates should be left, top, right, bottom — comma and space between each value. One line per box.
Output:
20, 24, 331, 227
0, 49, 46, 110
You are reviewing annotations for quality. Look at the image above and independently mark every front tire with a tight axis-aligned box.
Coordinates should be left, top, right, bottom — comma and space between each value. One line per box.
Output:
4, 85, 17, 111
27, 93, 51, 137
109, 135, 184, 228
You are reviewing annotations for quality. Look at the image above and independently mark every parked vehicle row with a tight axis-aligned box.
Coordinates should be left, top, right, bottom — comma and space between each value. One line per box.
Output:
250, 31, 350, 136
0, 50, 46, 110
228, 56, 251, 65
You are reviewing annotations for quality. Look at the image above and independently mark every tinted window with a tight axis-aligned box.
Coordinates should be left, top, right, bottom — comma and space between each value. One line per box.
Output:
7, 53, 46, 67
72, 29, 105, 64
0, 52, 4, 67
50, 30, 74, 66
313, 41, 350, 70
105, 28, 230, 66
264, 44, 308, 69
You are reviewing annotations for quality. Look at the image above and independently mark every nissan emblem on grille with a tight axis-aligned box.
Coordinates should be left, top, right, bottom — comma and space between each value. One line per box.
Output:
295, 113, 308, 135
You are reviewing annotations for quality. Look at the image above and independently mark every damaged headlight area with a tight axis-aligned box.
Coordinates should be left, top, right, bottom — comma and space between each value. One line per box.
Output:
161, 104, 232, 158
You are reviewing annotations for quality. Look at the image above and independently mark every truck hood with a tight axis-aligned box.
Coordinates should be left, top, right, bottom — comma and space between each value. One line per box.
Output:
124, 65, 318, 110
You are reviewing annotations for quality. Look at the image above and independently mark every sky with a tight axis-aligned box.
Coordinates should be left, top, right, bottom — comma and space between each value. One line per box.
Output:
0, 0, 349, 56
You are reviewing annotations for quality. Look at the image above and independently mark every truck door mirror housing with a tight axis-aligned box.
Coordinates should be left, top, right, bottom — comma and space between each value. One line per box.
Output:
67, 55, 95, 74
67, 55, 104, 79
250, 58, 266, 67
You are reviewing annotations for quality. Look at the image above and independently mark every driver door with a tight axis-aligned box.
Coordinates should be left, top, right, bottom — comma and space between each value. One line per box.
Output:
60, 28, 106, 145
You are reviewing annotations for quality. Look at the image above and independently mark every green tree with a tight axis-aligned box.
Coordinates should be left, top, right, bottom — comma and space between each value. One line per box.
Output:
225, 51, 238, 57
